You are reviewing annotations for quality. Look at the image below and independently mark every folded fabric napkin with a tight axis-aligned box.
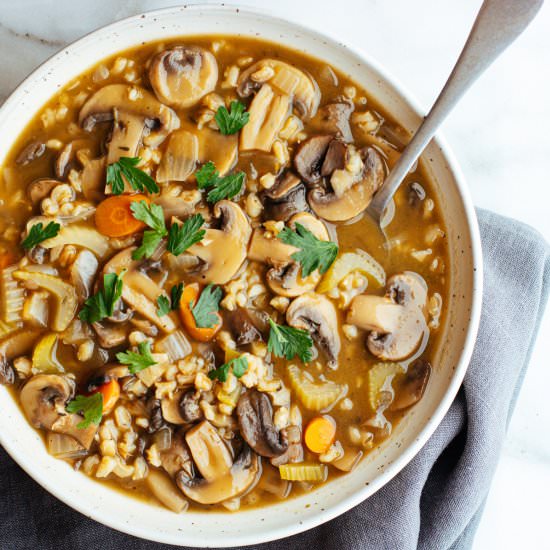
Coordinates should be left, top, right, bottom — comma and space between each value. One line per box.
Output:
1, 208, 549, 550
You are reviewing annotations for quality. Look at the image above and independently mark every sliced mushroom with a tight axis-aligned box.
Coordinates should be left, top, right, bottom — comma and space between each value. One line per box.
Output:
311, 101, 354, 142
0, 356, 15, 385
156, 130, 198, 183
0, 329, 42, 361
179, 389, 203, 424
102, 247, 176, 332
16, 140, 46, 166
160, 432, 194, 478
187, 201, 252, 285
92, 320, 128, 349
238, 59, 320, 118
107, 108, 147, 164
308, 146, 385, 222
70, 250, 98, 301
27, 178, 60, 204
286, 292, 341, 368
353, 272, 428, 361
262, 172, 308, 221
184, 420, 233, 482
78, 153, 106, 202
293, 135, 333, 185
79, 84, 180, 149
176, 443, 260, 505
20, 374, 97, 449
149, 46, 218, 109
161, 390, 187, 425
237, 389, 288, 458
390, 359, 431, 410
226, 308, 263, 346
270, 425, 303, 466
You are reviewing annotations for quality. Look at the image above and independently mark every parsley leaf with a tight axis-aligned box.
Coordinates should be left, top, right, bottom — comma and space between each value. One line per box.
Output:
156, 283, 184, 317
268, 318, 313, 363
193, 162, 245, 203
130, 201, 167, 260
66, 393, 103, 429
79, 271, 125, 323
191, 284, 222, 328
167, 214, 205, 256
106, 157, 159, 195
278, 223, 338, 277
21, 221, 60, 250
215, 101, 250, 135
208, 356, 248, 382
116, 341, 156, 374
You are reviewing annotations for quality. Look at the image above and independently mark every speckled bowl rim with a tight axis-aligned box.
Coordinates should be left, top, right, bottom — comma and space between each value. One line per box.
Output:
0, 4, 483, 547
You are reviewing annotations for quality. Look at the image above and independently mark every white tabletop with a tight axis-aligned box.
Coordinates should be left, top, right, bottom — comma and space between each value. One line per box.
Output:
1, 1, 548, 548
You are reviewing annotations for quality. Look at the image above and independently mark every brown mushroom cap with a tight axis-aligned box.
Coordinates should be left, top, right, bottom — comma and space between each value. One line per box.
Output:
311, 100, 354, 142
149, 46, 218, 109
262, 172, 308, 222
286, 292, 341, 368
236, 389, 288, 458
293, 135, 333, 185
308, 146, 385, 222
390, 359, 431, 411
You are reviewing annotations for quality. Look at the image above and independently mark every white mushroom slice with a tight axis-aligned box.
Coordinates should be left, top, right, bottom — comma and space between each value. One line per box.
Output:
149, 46, 218, 109
187, 201, 251, 285
286, 292, 341, 368
185, 420, 233, 482
248, 229, 297, 265
79, 84, 180, 148
240, 84, 291, 152
107, 109, 146, 165
195, 125, 238, 176
156, 130, 199, 183
347, 295, 404, 333
79, 154, 106, 203
161, 390, 187, 425
102, 248, 175, 333
238, 59, 320, 118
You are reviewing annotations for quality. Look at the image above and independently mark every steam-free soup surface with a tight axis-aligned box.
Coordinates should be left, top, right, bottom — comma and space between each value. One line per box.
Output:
0, 36, 447, 512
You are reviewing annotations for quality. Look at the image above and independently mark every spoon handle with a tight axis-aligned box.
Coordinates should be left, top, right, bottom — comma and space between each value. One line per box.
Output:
369, 0, 543, 219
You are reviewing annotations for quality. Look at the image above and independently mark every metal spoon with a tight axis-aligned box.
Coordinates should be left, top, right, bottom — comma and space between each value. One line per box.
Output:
367, 0, 543, 227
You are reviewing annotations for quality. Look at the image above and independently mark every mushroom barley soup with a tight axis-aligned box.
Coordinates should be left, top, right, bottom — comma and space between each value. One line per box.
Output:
0, 37, 447, 512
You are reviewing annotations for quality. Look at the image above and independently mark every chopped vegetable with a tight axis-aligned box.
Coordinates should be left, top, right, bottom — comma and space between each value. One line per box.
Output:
32, 333, 63, 373
154, 330, 191, 363
167, 214, 205, 256
95, 379, 120, 414
279, 463, 328, 482
332, 448, 363, 472
367, 362, 404, 411
40, 225, 111, 258
287, 364, 345, 411
208, 356, 248, 382
130, 200, 167, 260
66, 393, 103, 429
47, 432, 87, 459
215, 100, 250, 135
304, 415, 337, 454
146, 469, 188, 513
1, 266, 25, 324
106, 156, 159, 195
95, 194, 149, 237
194, 161, 245, 203
268, 319, 313, 362
79, 271, 125, 324
191, 284, 222, 328
116, 341, 156, 374
278, 223, 338, 277
13, 270, 77, 332
21, 221, 60, 250
179, 284, 222, 342
318, 249, 386, 293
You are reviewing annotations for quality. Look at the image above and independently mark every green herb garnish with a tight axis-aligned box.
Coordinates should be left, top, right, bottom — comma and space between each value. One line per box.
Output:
156, 283, 184, 317
130, 200, 167, 260
191, 284, 222, 328
208, 356, 248, 382
215, 100, 250, 135
194, 161, 245, 203
79, 271, 125, 324
66, 393, 103, 429
278, 223, 338, 277
106, 157, 159, 195
116, 341, 156, 374
167, 213, 205, 256
21, 221, 60, 250
268, 318, 313, 362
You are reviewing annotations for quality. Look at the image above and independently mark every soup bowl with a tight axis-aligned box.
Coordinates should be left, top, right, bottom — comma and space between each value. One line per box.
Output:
0, 4, 482, 547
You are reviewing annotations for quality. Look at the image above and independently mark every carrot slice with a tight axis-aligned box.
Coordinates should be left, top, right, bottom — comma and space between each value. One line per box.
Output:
95, 379, 120, 414
304, 415, 337, 454
95, 194, 149, 237
179, 284, 222, 342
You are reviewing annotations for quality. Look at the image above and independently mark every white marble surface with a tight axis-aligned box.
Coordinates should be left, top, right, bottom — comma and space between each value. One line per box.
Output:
0, 1, 548, 548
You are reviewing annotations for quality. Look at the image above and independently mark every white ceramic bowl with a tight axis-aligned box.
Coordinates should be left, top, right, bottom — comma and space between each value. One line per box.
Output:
0, 4, 482, 547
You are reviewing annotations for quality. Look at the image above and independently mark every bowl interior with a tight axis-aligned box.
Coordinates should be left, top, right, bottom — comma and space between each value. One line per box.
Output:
0, 5, 481, 547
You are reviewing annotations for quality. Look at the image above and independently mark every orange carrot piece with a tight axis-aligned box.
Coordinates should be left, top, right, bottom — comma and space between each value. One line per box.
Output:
179, 284, 222, 342
95, 379, 120, 414
304, 415, 337, 454
95, 194, 149, 237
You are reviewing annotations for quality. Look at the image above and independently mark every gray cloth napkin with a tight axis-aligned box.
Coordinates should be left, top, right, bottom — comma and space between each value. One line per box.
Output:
1, 208, 549, 550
